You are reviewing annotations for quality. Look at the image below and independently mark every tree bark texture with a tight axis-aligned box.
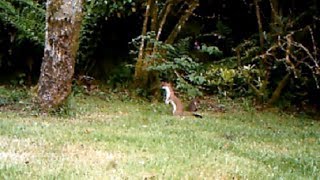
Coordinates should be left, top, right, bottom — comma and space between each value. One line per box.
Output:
254, 0, 264, 49
133, 0, 153, 88
165, 0, 199, 44
38, 0, 83, 110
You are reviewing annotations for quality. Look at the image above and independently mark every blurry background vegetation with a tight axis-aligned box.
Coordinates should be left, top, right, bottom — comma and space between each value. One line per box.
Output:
0, 0, 319, 113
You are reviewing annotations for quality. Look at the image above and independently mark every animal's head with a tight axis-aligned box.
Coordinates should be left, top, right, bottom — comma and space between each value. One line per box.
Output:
161, 82, 172, 89
161, 82, 175, 94
161, 82, 174, 104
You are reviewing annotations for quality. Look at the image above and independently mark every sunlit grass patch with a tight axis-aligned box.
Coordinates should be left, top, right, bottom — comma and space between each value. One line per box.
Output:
0, 89, 319, 179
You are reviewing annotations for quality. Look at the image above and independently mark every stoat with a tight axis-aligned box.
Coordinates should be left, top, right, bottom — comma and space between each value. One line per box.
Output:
161, 82, 202, 118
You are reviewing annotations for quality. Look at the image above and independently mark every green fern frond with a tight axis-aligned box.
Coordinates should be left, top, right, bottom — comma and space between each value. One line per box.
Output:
0, 0, 45, 45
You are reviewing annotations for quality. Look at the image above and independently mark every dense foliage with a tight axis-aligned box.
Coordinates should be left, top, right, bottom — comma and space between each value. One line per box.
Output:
0, 0, 319, 110
0, 0, 45, 46
77, 0, 139, 74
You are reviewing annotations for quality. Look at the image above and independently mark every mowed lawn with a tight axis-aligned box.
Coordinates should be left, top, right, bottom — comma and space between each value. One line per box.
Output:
0, 91, 319, 179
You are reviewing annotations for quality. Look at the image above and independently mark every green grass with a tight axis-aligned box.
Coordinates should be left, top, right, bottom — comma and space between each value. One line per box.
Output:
0, 88, 319, 179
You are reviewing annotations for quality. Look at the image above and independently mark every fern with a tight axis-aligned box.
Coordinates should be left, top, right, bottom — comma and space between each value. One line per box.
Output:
0, 0, 45, 45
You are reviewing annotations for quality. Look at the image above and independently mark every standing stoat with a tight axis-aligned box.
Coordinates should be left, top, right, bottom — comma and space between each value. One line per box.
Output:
161, 82, 202, 118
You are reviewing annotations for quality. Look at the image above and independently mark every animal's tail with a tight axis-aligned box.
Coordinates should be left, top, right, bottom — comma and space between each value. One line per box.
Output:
192, 112, 203, 118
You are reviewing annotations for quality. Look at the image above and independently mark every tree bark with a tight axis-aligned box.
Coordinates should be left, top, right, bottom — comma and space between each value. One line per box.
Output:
133, 0, 153, 88
254, 0, 264, 49
133, 0, 199, 97
156, 2, 172, 42
267, 72, 291, 106
150, 0, 158, 32
38, 0, 83, 110
165, 0, 199, 44
269, 0, 280, 23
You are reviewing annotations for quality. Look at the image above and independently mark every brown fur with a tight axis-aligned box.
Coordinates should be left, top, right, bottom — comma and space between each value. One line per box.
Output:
188, 98, 200, 112
161, 82, 202, 118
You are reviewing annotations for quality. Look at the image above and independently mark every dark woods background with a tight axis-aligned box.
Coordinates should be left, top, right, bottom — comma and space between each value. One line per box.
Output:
0, 0, 319, 112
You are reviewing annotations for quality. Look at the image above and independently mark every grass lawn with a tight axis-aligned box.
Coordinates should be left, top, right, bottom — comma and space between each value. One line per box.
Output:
0, 87, 319, 179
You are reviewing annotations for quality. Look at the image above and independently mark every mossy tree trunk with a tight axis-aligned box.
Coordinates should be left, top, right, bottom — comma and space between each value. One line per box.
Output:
133, 0, 152, 90
37, 0, 83, 110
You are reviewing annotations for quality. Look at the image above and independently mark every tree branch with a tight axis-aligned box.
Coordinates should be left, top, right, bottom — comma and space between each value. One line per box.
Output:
165, 0, 199, 44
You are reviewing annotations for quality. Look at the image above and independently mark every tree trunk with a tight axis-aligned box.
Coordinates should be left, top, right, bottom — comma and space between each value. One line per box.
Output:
269, 0, 283, 33
133, 0, 153, 88
254, 0, 264, 49
266, 72, 291, 106
150, 0, 158, 32
38, 0, 83, 110
165, 0, 199, 44
269, 0, 280, 22
133, 0, 199, 98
